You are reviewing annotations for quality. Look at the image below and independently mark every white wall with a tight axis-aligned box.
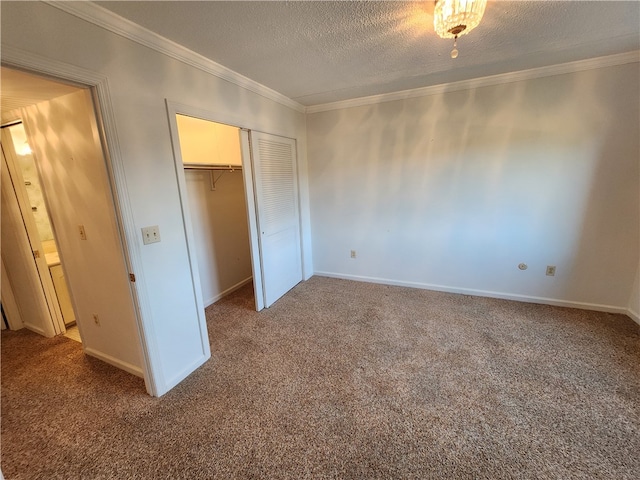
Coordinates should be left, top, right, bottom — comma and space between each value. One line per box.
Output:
629, 264, 640, 323
185, 169, 252, 306
307, 63, 639, 311
177, 115, 243, 167
178, 117, 252, 306
22, 89, 143, 374
1, 2, 310, 393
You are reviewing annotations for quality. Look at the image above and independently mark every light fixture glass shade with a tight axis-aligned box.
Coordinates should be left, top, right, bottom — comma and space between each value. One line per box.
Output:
17, 142, 32, 156
434, 0, 487, 39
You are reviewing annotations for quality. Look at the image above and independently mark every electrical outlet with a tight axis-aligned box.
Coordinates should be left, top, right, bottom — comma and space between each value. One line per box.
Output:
78, 224, 87, 240
546, 265, 556, 276
92, 313, 100, 326
141, 226, 161, 245
350, 250, 357, 259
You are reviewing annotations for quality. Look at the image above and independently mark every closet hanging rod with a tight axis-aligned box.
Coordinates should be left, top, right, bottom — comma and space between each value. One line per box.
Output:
183, 163, 242, 171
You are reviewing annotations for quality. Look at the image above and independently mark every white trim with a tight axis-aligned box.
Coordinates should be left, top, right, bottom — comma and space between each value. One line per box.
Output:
90, 72, 160, 396
45, 1, 305, 113
22, 324, 49, 337
165, 101, 266, 313
84, 347, 144, 378
161, 353, 210, 394
164, 101, 213, 361
307, 50, 640, 113
203, 276, 253, 308
240, 129, 265, 312
314, 271, 630, 316
1, 45, 161, 396
627, 308, 640, 326
161, 100, 295, 141
41, 0, 640, 117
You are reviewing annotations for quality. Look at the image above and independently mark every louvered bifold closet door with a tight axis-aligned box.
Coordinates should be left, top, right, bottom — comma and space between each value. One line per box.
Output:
250, 131, 302, 308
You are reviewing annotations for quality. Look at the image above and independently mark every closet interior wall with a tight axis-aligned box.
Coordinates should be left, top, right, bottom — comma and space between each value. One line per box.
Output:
178, 117, 253, 306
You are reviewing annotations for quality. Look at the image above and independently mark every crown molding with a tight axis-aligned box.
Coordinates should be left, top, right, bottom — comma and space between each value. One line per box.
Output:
40, 2, 640, 116
45, 1, 306, 113
306, 50, 640, 114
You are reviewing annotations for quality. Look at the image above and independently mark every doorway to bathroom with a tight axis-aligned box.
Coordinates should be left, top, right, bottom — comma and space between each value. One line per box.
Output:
1, 121, 78, 340
1, 66, 143, 378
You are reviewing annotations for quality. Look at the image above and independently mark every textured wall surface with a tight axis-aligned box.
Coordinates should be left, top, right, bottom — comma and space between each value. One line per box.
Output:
308, 63, 639, 310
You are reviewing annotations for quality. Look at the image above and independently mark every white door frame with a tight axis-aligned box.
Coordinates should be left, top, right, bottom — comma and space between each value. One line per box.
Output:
165, 101, 307, 313
165, 101, 265, 311
1, 46, 160, 396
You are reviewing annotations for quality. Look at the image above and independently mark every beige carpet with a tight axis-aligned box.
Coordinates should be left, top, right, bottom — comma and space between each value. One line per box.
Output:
2, 276, 639, 479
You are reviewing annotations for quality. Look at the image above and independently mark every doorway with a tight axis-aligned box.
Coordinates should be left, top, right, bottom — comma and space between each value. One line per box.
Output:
176, 114, 255, 307
166, 103, 304, 316
1, 122, 79, 340
0, 66, 143, 377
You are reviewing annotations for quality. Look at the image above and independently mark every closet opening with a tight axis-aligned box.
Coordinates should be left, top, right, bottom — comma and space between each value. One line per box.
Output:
168, 102, 303, 317
175, 115, 255, 309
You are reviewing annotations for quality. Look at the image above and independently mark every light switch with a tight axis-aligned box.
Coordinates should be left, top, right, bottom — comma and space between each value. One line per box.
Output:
141, 225, 161, 245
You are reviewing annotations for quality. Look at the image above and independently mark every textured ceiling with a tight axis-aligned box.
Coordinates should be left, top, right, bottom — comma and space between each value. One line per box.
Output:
94, 1, 640, 106
0, 68, 81, 124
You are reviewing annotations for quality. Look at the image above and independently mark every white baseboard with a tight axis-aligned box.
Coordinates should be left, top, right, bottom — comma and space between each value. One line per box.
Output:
160, 352, 210, 396
84, 347, 144, 378
24, 323, 50, 337
203, 276, 253, 308
627, 308, 640, 326
314, 271, 630, 316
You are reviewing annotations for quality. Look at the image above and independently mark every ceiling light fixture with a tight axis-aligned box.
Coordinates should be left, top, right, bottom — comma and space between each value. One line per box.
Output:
17, 142, 32, 156
434, 0, 487, 59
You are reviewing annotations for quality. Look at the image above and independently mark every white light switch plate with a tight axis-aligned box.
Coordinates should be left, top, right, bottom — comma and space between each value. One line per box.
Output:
141, 225, 161, 245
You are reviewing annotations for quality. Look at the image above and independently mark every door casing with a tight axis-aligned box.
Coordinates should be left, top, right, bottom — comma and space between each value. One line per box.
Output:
165, 101, 305, 312
166, 102, 265, 312
1, 47, 159, 396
